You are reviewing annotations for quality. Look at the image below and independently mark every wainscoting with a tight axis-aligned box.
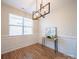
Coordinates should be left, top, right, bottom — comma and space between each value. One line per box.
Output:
38, 35, 77, 58
1, 35, 38, 54
1, 35, 77, 58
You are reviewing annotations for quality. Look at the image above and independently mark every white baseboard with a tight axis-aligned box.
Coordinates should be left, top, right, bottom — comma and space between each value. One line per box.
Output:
1, 35, 38, 54
38, 35, 77, 58
1, 42, 37, 54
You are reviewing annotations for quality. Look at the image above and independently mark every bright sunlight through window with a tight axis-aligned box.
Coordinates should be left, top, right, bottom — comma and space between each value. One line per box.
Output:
9, 14, 33, 36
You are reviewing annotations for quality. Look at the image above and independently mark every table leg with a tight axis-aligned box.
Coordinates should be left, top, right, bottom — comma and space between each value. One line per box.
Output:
54, 39, 58, 53
42, 38, 45, 47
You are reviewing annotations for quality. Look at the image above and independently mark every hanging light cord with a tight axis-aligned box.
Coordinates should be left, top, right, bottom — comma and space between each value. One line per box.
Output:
40, 0, 43, 8
41, 0, 43, 5
36, 0, 37, 11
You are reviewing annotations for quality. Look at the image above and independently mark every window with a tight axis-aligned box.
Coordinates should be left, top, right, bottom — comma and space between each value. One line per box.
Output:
9, 14, 33, 36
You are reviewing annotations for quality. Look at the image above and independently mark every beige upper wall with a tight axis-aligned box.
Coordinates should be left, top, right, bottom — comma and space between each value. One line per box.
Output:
1, 2, 39, 36
1, 2, 32, 36
39, 0, 77, 37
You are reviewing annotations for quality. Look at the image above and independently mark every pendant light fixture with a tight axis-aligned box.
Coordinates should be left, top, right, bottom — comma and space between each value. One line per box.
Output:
32, 0, 50, 20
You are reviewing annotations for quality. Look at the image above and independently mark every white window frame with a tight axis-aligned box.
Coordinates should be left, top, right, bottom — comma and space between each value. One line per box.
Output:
9, 14, 33, 36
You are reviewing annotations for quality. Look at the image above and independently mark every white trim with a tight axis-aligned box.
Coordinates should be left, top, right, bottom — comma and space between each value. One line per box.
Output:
58, 35, 76, 58
58, 35, 77, 39
39, 35, 77, 58
1, 42, 37, 54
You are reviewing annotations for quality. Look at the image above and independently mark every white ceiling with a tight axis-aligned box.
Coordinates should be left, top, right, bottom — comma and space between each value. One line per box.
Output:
2, 0, 75, 14
2, 0, 36, 14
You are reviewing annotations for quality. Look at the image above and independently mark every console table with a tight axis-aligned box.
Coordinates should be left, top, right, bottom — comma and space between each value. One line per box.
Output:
42, 37, 58, 53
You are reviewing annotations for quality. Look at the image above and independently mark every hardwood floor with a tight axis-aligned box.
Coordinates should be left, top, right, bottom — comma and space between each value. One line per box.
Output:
1, 43, 75, 59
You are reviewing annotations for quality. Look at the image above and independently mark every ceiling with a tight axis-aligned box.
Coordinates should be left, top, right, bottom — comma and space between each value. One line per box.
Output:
2, 0, 75, 14
2, 0, 36, 14
1, 0, 51, 14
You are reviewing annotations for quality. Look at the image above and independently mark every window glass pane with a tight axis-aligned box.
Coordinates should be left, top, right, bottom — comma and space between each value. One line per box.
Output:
24, 27, 32, 34
24, 18, 33, 26
9, 14, 23, 26
9, 26, 22, 36
9, 14, 33, 36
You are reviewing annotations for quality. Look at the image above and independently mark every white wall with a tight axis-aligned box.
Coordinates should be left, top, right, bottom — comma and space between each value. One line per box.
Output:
38, 0, 77, 58
1, 0, 77, 58
1, 3, 39, 54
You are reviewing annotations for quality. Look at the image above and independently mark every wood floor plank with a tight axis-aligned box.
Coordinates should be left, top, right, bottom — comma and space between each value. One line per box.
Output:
1, 43, 75, 59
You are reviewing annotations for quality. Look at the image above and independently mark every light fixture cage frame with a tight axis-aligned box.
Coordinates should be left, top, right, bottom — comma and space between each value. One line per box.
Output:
32, 2, 50, 20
